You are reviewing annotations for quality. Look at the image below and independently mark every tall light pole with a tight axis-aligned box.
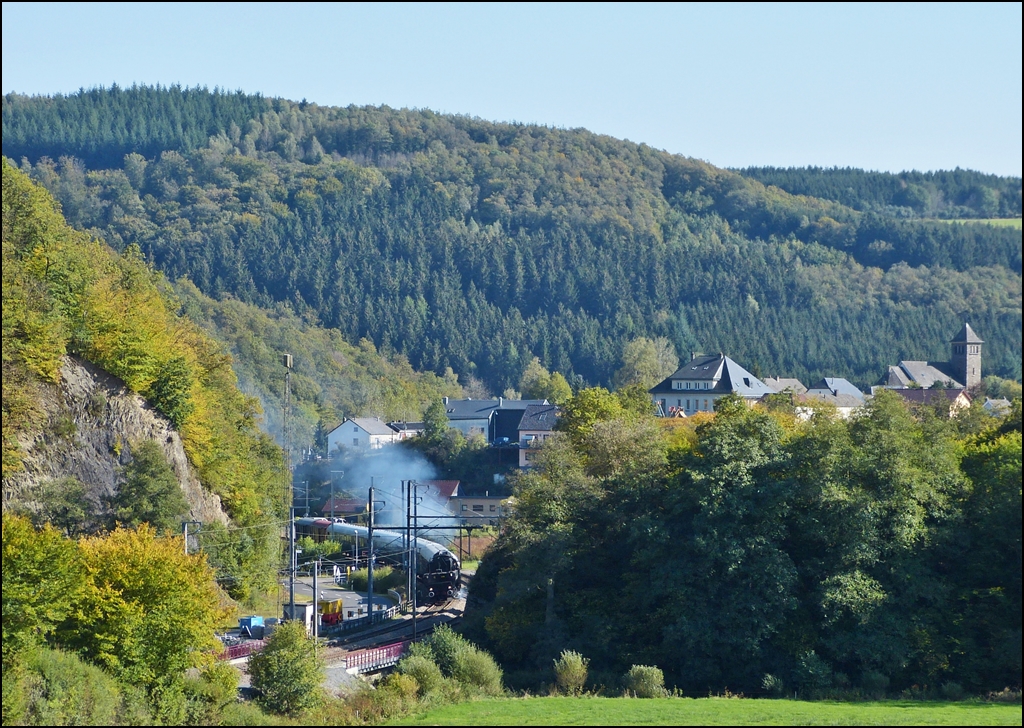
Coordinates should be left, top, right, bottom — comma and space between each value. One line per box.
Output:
288, 507, 296, 620
182, 520, 201, 555
282, 353, 292, 468
366, 484, 385, 623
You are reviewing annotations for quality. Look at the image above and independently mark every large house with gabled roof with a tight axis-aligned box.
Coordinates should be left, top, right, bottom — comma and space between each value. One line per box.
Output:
649, 353, 775, 416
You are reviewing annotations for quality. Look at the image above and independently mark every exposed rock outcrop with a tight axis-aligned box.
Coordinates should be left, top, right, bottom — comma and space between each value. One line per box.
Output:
3, 355, 229, 526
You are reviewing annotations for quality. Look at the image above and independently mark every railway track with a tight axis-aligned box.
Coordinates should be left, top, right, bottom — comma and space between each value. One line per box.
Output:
329, 599, 462, 650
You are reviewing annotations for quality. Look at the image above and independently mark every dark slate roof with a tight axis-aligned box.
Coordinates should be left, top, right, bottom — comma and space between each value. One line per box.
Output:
518, 404, 559, 432
443, 398, 547, 419
950, 322, 983, 344
877, 365, 913, 388
350, 417, 398, 436
807, 377, 865, 401
664, 353, 727, 381
388, 421, 424, 433
649, 354, 775, 398
898, 361, 961, 389
763, 377, 807, 394
444, 399, 502, 419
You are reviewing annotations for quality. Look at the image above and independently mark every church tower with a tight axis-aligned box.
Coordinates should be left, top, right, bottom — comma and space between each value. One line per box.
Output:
950, 323, 982, 389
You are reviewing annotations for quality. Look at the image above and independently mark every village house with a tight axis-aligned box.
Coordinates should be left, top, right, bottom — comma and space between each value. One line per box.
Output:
517, 403, 559, 468
891, 387, 973, 415
441, 397, 549, 443
326, 417, 398, 454
649, 353, 775, 416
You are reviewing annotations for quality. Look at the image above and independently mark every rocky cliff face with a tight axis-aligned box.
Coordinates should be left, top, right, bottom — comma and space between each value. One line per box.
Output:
2, 356, 229, 526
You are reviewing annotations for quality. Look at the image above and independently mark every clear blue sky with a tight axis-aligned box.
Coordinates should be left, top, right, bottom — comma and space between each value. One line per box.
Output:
3, 2, 1021, 176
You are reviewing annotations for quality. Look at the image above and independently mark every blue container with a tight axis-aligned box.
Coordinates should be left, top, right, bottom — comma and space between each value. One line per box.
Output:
239, 615, 265, 638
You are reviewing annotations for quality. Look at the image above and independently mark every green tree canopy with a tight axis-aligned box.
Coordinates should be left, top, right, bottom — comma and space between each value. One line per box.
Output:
247, 620, 324, 715
105, 440, 189, 533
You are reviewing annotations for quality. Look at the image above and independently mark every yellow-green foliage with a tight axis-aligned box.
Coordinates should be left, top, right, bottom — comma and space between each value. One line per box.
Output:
2, 160, 288, 597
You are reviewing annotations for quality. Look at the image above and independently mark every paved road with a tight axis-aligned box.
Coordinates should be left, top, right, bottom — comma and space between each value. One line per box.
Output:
286, 575, 394, 612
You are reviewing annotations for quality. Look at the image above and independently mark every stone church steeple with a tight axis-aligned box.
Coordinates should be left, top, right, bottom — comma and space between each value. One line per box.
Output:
950, 323, 982, 389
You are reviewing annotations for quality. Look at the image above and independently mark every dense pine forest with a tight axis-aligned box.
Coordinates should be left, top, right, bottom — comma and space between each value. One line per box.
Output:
3, 85, 1021, 397
738, 166, 1022, 219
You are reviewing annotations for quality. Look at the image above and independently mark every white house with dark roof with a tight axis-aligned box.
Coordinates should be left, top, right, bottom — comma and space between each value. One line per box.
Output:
649, 353, 775, 416
327, 417, 398, 453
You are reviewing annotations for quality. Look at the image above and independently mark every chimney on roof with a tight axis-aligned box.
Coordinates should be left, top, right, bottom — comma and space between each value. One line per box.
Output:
443, 397, 449, 405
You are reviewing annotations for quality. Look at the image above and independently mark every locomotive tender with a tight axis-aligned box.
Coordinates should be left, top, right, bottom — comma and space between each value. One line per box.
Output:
293, 517, 461, 604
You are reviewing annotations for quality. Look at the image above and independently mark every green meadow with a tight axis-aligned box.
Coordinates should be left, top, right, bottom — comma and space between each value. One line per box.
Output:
392, 697, 1023, 726
932, 217, 1022, 228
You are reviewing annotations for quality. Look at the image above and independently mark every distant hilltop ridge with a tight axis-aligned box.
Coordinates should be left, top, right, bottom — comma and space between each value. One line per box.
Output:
3, 85, 1020, 393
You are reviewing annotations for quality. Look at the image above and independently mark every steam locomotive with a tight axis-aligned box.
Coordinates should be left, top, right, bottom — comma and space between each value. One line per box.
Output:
293, 517, 461, 604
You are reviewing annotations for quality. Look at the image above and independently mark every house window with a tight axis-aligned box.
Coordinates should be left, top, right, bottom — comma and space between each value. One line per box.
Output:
461, 504, 468, 511
686, 382, 690, 389
352, 438, 359, 446
472, 505, 484, 512
354, 426, 359, 431
489, 505, 496, 512
686, 399, 690, 410
704, 399, 709, 410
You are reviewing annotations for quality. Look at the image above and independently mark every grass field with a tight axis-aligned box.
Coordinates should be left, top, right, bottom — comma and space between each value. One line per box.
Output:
392, 696, 1023, 726
929, 218, 1022, 229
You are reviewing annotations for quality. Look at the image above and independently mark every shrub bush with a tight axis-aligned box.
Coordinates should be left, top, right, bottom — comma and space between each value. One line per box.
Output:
940, 682, 965, 701
861, 670, 890, 697
554, 650, 589, 696
397, 655, 445, 696
17, 647, 124, 726
426, 624, 467, 678
761, 672, 785, 697
624, 664, 666, 698
796, 650, 832, 691
452, 647, 504, 696
347, 566, 404, 593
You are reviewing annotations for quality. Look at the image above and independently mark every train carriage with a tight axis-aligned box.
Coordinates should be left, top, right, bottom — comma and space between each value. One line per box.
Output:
293, 517, 460, 604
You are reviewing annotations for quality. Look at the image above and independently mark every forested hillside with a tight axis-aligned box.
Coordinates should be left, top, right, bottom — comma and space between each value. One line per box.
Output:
738, 166, 1022, 219
176, 280, 464, 456
2, 161, 287, 599
4, 86, 1021, 393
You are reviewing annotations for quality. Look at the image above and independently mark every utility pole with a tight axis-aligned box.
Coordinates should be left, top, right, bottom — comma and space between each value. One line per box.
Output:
288, 508, 296, 621
282, 353, 293, 468
412, 481, 421, 641
182, 520, 201, 555
366, 483, 385, 623
312, 556, 319, 642
401, 480, 408, 609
